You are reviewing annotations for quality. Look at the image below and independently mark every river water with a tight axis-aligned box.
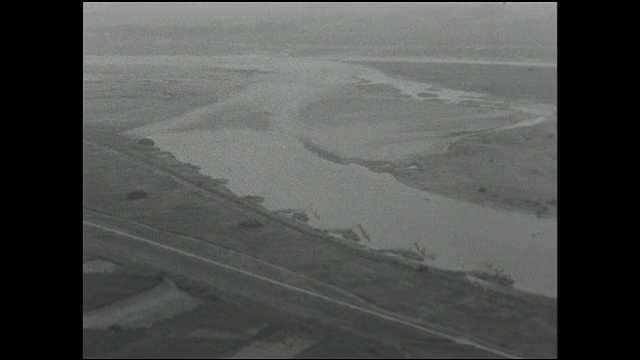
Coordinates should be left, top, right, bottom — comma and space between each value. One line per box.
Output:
122, 55, 557, 297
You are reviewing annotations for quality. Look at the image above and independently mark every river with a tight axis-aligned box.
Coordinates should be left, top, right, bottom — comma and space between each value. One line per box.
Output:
121, 54, 557, 297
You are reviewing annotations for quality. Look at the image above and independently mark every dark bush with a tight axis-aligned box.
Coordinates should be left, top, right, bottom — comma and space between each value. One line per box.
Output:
342, 229, 360, 242
292, 211, 309, 222
416, 263, 429, 272
477, 187, 487, 193
125, 190, 148, 201
107, 325, 123, 332
137, 138, 155, 146
238, 219, 263, 228
243, 195, 265, 204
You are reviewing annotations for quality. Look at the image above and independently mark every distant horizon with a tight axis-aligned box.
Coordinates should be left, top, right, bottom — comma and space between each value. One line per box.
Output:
84, 2, 556, 62
84, 2, 557, 22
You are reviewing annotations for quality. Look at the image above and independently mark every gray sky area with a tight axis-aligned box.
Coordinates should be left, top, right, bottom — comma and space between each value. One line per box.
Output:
84, 2, 557, 21
84, 2, 556, 59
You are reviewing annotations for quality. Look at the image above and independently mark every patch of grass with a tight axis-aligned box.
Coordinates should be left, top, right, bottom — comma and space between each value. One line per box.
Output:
137, 138, 155, 147
238, 218, 263, 228
292, 211, 309, 222
273, 209, 309, 223
83, 328, 148, 358
83, 271, 161, 311
297, 330, 406, 359
172, 276, 221, 302
380, 248, 424, 262
127, 336, 242, 358
83, 253, 96, 263
341, 229, 361, 242
124, 190, 148, 201
242, 195, 265, 204
380, 244, 435, 263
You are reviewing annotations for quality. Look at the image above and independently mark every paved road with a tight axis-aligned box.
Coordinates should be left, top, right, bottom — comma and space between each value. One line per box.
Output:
83, 214, 521, 359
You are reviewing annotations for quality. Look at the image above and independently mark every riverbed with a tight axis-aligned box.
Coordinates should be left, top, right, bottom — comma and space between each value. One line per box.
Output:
123, 54, 557, 297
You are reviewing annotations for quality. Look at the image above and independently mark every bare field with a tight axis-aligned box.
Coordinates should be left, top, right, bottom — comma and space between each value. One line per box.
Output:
299, 61, 557, 218
352, 117, 557, 217
84, 328, 149, 359
82, 265, 260, 358
83, 61, 262, 132
83, 271, 318, 358
401, 118, 557, 217
82, 253, 95, 263
83, 281, 203, 329
297, 332, 410, 359
83, 269, 161, 312
230, 336, 316, 358
300, 90, 538, 160
83, 259, 121, 274
351, 61, 557, 105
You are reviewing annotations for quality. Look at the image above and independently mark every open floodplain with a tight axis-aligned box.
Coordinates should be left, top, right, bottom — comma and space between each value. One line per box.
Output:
83, 54, 557, 358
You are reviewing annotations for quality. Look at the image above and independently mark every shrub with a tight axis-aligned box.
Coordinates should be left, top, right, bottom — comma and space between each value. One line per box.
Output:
341, 229, 360, 242
243, 195, 265, 204
292, 211, 309, 222
125, 190, 148, 201
137, 138, 155, 146
358, 224, 371, 242
238, 219, 263, 228
416, 263, 429, 272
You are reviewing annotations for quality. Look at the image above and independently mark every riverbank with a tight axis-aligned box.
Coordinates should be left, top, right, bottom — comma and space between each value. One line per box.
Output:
139, 126, 555, 297
84, 130, 557, 359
